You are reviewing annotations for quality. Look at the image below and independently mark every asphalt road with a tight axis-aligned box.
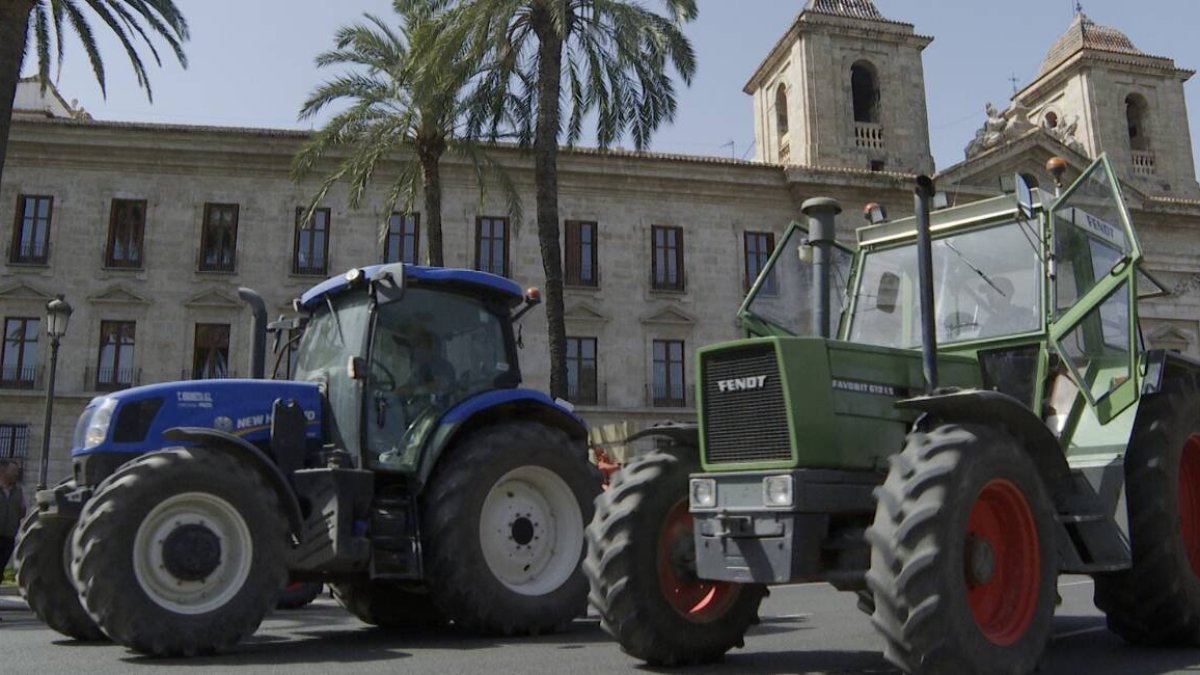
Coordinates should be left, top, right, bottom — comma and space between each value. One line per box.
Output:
3, 577, 1200, 674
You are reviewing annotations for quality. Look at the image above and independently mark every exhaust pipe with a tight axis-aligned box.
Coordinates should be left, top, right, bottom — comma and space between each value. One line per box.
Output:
237, 287, 267, 380
914, 176, 938, 394
801, 197, 842, 338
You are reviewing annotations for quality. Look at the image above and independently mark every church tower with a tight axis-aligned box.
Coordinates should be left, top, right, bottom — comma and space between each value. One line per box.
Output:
744, 0, 934, 174
1015, 10, 1198, 197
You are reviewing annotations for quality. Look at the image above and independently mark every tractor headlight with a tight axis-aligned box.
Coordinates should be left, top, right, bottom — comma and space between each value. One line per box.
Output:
690, 478, 717, 508
84, 398, 118, 449
763, 475, 794, 507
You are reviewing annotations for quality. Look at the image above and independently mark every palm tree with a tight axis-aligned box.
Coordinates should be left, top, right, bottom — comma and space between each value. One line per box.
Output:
293, 0, 520, 268
449, 0, 697, 400
0, 0, 188, 186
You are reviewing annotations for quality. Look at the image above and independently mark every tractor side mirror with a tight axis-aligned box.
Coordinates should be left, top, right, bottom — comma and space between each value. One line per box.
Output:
372, 263, 406, 305
1015, 172, 1036, 221
877, 272, 900, 314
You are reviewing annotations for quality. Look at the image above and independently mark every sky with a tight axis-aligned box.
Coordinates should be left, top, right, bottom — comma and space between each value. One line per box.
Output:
22, 0, 1200, 173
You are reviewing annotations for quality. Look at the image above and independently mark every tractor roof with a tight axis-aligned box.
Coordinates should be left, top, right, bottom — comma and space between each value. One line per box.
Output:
298, 264, 525, 311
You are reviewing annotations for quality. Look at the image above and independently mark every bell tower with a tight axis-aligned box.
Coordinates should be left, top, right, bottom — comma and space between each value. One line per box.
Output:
1015, 10, 1198, 197
744, 0, 934, 174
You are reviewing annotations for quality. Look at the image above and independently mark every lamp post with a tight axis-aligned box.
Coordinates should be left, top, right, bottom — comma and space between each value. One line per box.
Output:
38, 297, 72, 490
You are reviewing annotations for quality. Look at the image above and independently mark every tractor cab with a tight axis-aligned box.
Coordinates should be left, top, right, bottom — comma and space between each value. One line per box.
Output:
292, 264, 538, 473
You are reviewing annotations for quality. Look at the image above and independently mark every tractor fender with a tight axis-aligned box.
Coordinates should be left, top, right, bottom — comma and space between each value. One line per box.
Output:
896, 389, 1070, 494
625, 422, 700, 448
161, 427, 305, 542
416, 389, 588, 486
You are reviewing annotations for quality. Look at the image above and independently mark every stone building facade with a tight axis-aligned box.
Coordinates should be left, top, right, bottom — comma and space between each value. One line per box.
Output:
2, 1, 1199, 483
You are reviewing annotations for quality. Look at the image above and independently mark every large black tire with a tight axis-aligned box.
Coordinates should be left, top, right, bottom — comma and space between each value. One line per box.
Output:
584, 446, 767, 666
421, 421, 599, 635
276, 581, 323, 610
331, 581, 447, 629
70, 448, 289, 656
14, 509, 105, 641
865, 424, 1057, 675
1094, 382, 1200, 644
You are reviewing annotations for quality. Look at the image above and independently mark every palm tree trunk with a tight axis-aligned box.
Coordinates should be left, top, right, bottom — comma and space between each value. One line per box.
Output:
531, 10, 568, 401
420, 151, 445, 266
0, 0, 36, 189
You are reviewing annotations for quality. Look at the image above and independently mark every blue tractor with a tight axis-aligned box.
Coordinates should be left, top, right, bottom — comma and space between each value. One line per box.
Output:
14, 264, 599, 656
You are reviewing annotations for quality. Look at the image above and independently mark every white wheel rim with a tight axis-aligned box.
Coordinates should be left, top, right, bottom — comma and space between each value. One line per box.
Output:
132, 492, 253, 615
479, 465, 583, 596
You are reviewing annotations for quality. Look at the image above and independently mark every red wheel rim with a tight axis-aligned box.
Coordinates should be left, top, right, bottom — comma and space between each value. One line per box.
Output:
1179, 435, 1200, 578
965, 479, 1040, 646
657, 499, 739, 621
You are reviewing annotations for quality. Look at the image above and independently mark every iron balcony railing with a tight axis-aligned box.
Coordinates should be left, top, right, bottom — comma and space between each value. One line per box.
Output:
0, 364, 42, 389
87, 366, 141, 392
8, 241, 49, 265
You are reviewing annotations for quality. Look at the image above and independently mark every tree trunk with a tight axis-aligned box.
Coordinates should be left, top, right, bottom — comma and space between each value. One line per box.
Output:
531, 11, 567, 401
420, 150, 445, 267
0, 0, 36, 189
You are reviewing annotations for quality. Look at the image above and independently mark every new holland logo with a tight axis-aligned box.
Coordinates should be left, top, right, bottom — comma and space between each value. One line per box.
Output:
716, 375, 769, 393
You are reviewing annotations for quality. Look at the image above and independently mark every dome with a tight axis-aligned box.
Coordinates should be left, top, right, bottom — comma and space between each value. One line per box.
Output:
1038, 12, 1147, 76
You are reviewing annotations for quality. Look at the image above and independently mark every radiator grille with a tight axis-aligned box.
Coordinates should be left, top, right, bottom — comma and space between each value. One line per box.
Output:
701, 344, 792, 464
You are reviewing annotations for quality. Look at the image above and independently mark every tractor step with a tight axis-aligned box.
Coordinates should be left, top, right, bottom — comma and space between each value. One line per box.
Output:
369, 494, 423, 580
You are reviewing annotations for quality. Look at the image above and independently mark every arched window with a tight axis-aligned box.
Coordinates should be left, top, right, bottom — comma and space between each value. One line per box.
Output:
851, 61, 880, 124
775, 84, 789, 136
1126, 94, 1150, 151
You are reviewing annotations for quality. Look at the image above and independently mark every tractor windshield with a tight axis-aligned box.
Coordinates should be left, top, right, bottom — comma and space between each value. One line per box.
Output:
366, 287, 515, 471
293, 293, 372, 459
848, 220, 1043, 348
739, 224, 854, 337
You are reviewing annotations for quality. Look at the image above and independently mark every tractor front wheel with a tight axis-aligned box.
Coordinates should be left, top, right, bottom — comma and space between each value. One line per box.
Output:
584, 446, 767, 666
1094, 383, 1200, 644
70, 448, 289, 656
421, 422, 599, 635
14, 508, 105, 641
866, 424, 1057, 675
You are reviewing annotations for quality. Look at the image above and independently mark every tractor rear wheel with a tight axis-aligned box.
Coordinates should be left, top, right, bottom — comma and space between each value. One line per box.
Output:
331, 581, 446, 629
70, 448, 289, 656
866, 424, 1057, 675
584, 446, 767, 666
421, 422, 599, 635
14, 508, 105, 641
1094, 382, 1200, 644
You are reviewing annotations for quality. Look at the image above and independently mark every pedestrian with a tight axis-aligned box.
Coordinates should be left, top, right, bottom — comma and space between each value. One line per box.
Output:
0, 458, 26, 583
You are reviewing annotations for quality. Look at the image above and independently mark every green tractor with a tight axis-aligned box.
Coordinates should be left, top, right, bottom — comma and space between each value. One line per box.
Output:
585, 154, 1200, 673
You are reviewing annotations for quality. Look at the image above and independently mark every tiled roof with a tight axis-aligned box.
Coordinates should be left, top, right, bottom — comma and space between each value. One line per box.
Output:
805, 0, 884, 20
1038, 12, 1147, 76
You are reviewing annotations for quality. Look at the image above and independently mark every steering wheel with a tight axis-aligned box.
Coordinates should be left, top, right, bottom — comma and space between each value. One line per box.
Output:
372, 360, 398, 391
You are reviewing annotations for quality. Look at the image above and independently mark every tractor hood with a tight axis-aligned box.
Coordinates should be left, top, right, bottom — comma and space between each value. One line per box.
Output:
71, 379, 323, 456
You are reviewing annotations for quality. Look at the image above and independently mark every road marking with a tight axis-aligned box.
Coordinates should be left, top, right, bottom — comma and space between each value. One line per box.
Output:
775, 613, 812, 620
1055, 625, 1107, 640
1058, 579, 1094, 588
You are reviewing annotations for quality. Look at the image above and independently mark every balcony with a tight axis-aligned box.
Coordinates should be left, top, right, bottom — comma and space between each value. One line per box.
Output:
0, 365, 42, 389
854, 122, 884, 150
86, 366, 141, 392
646, 383, 694, 409
292, 262, 328, 276
180, 368, 238, 380
198, 255, 236, 273
1132, 150, 1156, 176
8, 241, 49, 265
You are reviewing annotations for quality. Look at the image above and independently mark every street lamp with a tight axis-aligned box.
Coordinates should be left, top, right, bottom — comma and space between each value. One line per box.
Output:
38, 297, 72, 490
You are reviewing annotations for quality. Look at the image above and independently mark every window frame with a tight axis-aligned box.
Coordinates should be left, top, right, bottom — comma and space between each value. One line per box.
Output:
0, 317, 39, 388
10, 195, 52, 265
743, 231, 776, 293
105, 199, 147, 269
293, 207, 331, 276
384, 212, 421, 265
651, 225, 685, 292
475, 216, 510, 277
564, 220, 599, 287
192, 323, 231, 380
652, 338, 686, 407
566, 336, 598, 405
0, 424, 28, 462
96, 320, 137, 391
199, 203, 239, 273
